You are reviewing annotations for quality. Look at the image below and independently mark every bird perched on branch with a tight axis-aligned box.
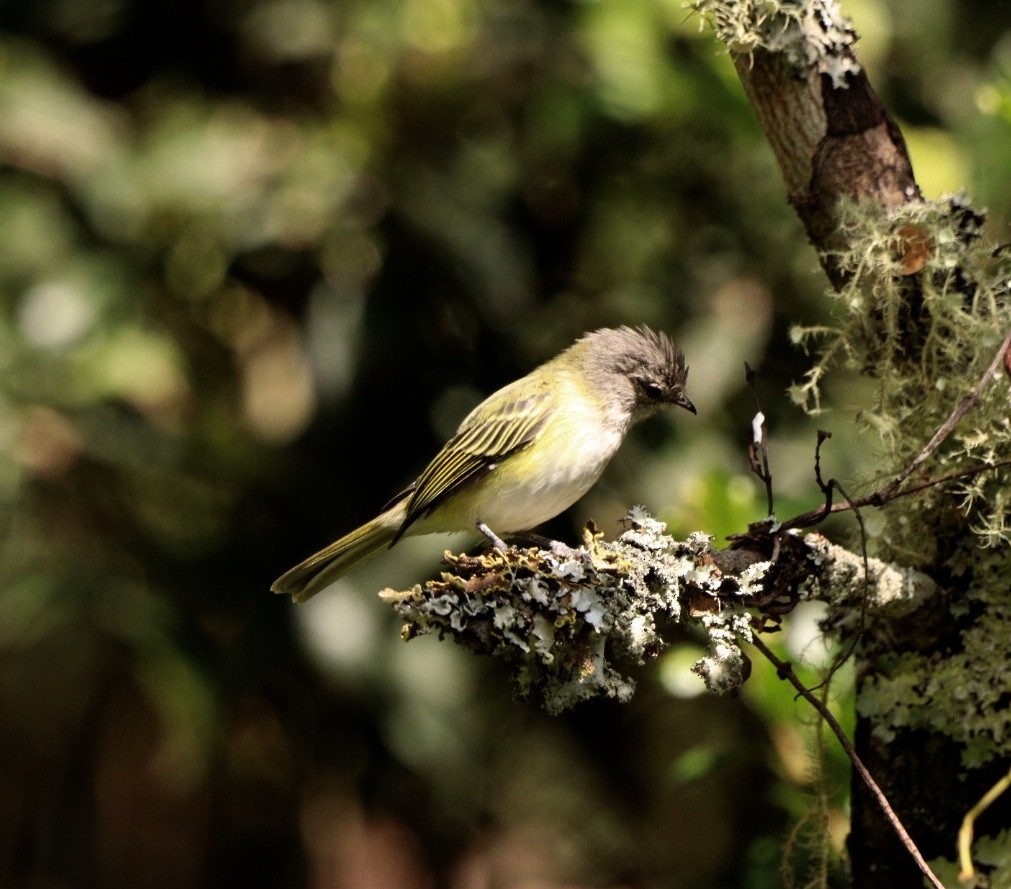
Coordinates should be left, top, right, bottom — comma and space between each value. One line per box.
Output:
272, 325, 695, 602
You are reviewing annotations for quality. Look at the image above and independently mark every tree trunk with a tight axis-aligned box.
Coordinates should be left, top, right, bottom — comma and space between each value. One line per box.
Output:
697, 0, 1011, 883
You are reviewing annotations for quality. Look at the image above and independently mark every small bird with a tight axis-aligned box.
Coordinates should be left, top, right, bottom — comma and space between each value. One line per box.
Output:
272, 325, 695, 602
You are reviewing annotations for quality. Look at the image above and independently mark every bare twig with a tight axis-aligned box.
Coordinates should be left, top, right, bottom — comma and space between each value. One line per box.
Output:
780, 458, 1011, 532
779, 329, 1011, 533
806, 472, 872, 694
750, 634, 947, 889
876, 328, 1011, 503
812, 430, 834, 521
745, 363, 775, 516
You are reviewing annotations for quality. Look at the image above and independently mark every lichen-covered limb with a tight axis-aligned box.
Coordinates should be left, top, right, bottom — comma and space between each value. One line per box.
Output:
692, 0, 919, 286
378, 510, 938, 714
694, 0, 859, 85
795, 531, 938, 620
381, 509, 766, 714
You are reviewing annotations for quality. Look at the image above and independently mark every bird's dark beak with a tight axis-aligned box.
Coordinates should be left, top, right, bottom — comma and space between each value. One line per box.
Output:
675, 393, 696, 415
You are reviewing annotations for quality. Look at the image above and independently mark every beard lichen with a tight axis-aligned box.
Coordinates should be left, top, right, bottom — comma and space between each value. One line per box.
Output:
791, 194, 1011, 559
789, 194, 1011, 770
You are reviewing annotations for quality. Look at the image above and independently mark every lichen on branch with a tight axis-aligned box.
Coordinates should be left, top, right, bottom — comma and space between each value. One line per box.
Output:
690, 0, 860, 86
695, 0, 920, 289
377, 508, 947, 714
790, 195, 1011, 555
380, 510, 765, 714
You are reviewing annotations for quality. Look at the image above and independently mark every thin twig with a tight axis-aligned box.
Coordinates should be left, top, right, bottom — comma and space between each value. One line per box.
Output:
780, 329, 1011, 533
780, 457, 1011, 531
750, 634, 947, 889
745, 363, 775, 516
876, 328, 1011, 502
799, 431, 835, 527
792, 431, 871, 692
780, 458, 1011, 533
874, 457, 1011, 501
813, 431, 833, 511
806, 476, 871, 695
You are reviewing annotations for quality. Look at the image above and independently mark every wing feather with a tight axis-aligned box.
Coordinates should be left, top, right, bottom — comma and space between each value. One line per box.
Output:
397, 386, 553, 537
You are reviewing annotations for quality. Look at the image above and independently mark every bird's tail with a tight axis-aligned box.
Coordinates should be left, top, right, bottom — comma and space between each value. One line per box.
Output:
271, 506, 404, 603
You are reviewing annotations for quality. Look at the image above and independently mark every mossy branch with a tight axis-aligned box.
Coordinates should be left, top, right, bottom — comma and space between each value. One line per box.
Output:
379, 510, 938, 715
682, 0, 1011, 883
692, 0, 919, 288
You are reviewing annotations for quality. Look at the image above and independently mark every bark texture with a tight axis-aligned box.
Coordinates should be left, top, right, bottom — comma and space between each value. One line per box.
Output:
700, 2, 1007, 885
733, 50, 919, 287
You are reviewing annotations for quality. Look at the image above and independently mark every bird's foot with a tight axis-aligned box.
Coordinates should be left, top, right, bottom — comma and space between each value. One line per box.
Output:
475, 524, 584, 561
476, 521, 509, 551
511, 532, 579, 559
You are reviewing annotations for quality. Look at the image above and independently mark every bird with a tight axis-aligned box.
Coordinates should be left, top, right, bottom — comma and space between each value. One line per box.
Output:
272, 325, 695, 602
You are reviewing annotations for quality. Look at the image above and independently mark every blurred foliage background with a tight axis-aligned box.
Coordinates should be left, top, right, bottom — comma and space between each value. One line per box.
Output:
1, 0, 1009, 886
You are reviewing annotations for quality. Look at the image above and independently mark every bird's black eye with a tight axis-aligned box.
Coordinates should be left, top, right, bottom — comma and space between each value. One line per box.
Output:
638, 379, 665, 401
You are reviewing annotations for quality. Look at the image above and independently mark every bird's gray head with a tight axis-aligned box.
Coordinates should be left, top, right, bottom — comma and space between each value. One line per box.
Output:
577, 325, 695, 420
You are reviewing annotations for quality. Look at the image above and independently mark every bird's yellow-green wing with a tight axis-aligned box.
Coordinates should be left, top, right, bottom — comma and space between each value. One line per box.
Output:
396, 383, 554, 538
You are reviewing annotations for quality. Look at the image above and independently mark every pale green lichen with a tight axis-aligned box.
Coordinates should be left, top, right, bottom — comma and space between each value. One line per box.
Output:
791, 195, 1011, 557
854, 548, 1011, 768
691, 0, 859, 86
380, 510, 765, 714
800, 534, 938, 623
786, 191, 1011, 769
692, 609, 755, 694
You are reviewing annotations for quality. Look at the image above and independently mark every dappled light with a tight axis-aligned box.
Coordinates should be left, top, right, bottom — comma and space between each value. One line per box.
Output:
2, 0, 1010, 886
